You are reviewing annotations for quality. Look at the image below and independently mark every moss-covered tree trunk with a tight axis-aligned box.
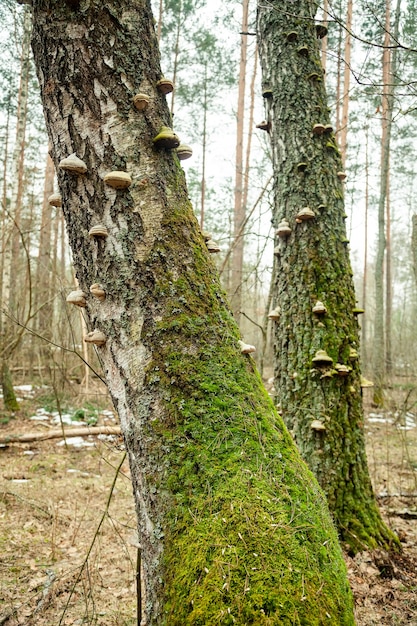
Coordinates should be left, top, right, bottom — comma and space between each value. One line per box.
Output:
257, 0, 397, 554
31, 1, 355, 623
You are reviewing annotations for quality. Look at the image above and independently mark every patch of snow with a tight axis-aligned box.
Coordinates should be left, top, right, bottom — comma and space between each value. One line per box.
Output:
51, 412, 85, 426
56, 437, 94, 448
367, 417, 393, 424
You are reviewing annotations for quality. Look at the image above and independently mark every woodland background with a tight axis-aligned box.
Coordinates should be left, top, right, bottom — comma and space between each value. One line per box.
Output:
1, 0, 417, 624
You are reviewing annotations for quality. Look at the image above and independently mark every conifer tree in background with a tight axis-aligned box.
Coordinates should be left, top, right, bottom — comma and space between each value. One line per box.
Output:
257, 0, 397, 552
31, 0, 355, 622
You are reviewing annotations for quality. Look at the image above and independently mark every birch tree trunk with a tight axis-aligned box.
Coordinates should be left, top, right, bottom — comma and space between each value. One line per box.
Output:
31, 0, 355, 623
257, 0, 397, 553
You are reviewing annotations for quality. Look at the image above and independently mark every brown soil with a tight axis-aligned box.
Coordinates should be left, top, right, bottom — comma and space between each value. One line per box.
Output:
0, 385, 416, 625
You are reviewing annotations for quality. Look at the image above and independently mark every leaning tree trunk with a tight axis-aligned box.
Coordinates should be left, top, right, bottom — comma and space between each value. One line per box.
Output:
31, 1, 355, 624
257, 0, 397, 553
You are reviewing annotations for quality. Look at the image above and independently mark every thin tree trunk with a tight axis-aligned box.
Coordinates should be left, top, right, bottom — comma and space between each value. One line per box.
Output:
361, 125, 369, 367
32, 1, 355, 621
386, 169, 392, 375
35, 151, 55, 337
6, 6, 32, 316
230, 0, 249, 321
373, 0, 401, 404
169, 0, 181, 117
200, 63, 208, 229
321, 0, 328, 71
339, 0, 353, 167
0, 95, 12, 337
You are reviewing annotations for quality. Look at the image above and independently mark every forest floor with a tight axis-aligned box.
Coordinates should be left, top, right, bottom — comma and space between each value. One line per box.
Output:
0, 382, 417, 625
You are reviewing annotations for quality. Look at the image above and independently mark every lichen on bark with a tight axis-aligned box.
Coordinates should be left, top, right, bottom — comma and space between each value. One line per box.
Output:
257, 0, 398, 553
31, 0, 355, 622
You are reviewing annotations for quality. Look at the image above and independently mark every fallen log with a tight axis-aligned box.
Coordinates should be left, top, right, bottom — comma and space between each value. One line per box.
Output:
0, 426, 121, 445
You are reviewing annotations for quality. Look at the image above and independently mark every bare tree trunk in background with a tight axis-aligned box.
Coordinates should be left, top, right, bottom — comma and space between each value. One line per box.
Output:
35, 151, 55, 337
169, 0, 181, 117
412, 214, 417, 286
386, 169, 392, 376
321, 0, 328, 72
373, 0, 401, 404
1, 5, 32, 412
0, 95, 12, 366
339, 0, 352, 167
362, 124, 369, 368
200, 63, 208, 229
157, 0, 163, 43
230, 0, 249, 322
6, 6, 32, 317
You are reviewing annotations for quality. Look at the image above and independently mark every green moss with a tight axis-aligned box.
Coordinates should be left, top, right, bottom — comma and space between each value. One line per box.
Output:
137, 171, 355, 624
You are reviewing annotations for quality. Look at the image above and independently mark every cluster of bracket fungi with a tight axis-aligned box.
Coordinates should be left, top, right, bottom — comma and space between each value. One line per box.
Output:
258, 20, 365, 427
48, 74, 209, 347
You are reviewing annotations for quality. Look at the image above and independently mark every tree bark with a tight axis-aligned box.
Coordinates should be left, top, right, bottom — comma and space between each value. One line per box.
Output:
34, 151, 55, 337
257, 0, 397, 553
338, 0, 353, 167
373, 0, 401, 404
31, 1, 355, 623
230, 0, 249, 322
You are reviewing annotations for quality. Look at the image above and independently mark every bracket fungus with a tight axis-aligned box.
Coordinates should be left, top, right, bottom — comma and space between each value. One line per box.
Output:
312, 301, 327, 315
268, 307, 281, 321
206, 239, 221, 253
312, 123, 325, 135
297, 45, 309, 57
311, 419, 326, 431
296, 207, 315, 222
256, 120, 271, 132
201, 231, 212, 241
337, 171, 347, 181
276, 219, 292, 238
153, 126, 180, 149
297, 162, 308, 173
66, 290, 87, 307
349, 348, 359, 360
156, 78, 174, 95
324, 124, 334, 134
103, 171, 132, 189
315, 24, 328, 39
335, 363, 351, 376
48, 192, 62, 207
308, 72, 322, 82
84, 330, 107, 346
360, 376, 374, 388
262, 85, 273, 99
176, 144, 193, 160
89, 224, 109, 238
286, 31, 298, 42
353, 307, 365, 316
133, 93, 150, 111
312, 349, 333, 367
58, 153, 87, 174
238, 340, 256, 354
90, 283, 106, 301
